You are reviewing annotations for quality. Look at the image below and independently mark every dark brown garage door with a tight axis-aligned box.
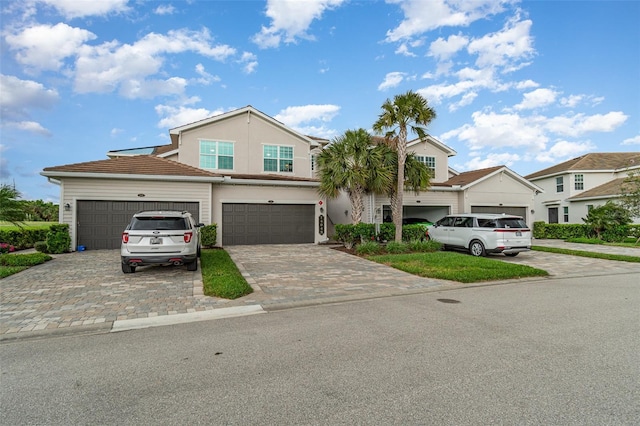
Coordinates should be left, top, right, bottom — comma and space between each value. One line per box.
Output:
222, 203, 314, 245
471, 206, 527, 217
77, 201, 199, 250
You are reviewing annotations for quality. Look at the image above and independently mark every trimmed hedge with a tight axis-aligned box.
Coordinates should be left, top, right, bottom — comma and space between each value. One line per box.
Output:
333, 223, 428, 248
533, 221, 640, 242
0, 228, 49, 250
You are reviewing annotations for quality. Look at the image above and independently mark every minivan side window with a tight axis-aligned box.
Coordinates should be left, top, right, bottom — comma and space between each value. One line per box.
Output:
454, 217, 473, 227
437, 217, 454, 226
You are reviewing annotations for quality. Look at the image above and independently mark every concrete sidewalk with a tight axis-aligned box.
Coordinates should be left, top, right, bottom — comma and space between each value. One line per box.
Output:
1, 240, 639, 340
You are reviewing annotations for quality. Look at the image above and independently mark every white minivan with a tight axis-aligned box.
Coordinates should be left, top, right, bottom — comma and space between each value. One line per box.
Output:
426, 213, 532, 257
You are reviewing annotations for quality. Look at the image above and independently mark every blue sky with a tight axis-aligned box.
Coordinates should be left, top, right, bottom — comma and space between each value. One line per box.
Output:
1, 0, 638, 202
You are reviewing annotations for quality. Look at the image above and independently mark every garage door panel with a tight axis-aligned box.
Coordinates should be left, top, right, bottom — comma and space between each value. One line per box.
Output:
471, 206, 527, 217
222, 203, 314, 245
77, 201, 199, 250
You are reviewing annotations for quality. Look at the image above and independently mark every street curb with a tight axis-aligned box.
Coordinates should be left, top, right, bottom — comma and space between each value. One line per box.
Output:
110, 305, 266, 332
0, 322, 114, 343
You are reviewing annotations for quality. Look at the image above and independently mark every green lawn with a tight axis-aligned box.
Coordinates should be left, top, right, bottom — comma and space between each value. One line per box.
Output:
367, 251, 549, 283
200, 249, 253, 299
532, 246, 640, 263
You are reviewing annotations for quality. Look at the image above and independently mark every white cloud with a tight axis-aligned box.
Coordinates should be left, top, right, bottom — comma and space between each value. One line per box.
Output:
622, 135, 640, 145
38, 0, 130, 19
378, 72, 406, 91
544, 111, 628, 137
155, 104, 225, 129
460, 152, 521, 170
395, 43, 416, 57
535, 140, 596, 163
514, 88, 559, 110
274, 104, 340, 127
2, 120, 52, 137
120, 77, 188, 99
110, 128, 124, 137
0, 74, 59, 116
467, 17, 535, 72
194, 64, 221, 85
428, 33, 468, 61
74, 28, 236, 96
418, 67, 497, 104
252, 0, 346, 49
239, 52, 258, 74
154, 4, 176, 15
5, 23, 96, 72
385, 0, 512, 42
448, 92, 477, 112
514, 80, 539, 90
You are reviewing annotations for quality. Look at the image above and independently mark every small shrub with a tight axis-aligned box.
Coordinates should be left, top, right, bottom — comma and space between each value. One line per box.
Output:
386, 241, 409, 254
45, 224, 70, 254
200, 224, 218, 248
402, 224, 427, 242
356, 241, 383, 255
35, 241, 49, 253
0, 242, 15, 254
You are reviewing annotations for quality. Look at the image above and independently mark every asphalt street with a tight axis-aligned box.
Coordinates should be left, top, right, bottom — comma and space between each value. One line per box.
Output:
1, 272, 639, 425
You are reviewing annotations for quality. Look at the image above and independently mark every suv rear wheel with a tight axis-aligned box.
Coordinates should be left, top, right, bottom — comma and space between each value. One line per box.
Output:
122, 263, 136, 274
186, 260, 198, 271
469, 240, 486, 257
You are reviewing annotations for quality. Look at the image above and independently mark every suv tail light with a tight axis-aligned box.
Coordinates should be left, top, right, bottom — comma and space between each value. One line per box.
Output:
184, 232, 193, 243
122, 232, 129, 243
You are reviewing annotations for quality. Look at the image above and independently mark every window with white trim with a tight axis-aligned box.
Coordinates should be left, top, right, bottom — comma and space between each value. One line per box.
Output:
416, 155, 436, 174
563, 206, 569, 222
574, 174, 584, 190
200, 140, 234, 170
556, 176, 564, 192
264, 145, 293, 172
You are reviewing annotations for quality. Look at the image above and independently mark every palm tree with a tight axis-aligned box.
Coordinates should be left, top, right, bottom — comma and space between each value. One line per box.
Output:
379, 145, 432, 226
317, 129, 392, 224
0, 184, 27, 226
373, 91, 436, 241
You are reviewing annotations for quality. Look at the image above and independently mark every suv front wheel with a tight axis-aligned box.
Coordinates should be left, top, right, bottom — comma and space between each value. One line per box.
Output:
469, 240, 486, 257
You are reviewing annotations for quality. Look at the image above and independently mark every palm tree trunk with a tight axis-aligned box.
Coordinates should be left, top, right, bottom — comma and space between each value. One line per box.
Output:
351, 188, 364, 224
394, 127, 407, 242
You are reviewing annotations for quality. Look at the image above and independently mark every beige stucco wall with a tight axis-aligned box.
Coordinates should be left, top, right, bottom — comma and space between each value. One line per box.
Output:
175, 111, 314, 178
58, 177, 212, 249
407, 143, 451, 183
461, 172, 536, 223
211, 183, 326, 246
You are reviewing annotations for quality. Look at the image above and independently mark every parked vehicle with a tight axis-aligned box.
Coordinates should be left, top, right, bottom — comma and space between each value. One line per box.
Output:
426, 213, 531, 257
120, 210, 204, 273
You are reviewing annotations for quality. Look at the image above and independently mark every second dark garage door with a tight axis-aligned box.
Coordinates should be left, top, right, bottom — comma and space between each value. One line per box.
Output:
222, 203, 315, 245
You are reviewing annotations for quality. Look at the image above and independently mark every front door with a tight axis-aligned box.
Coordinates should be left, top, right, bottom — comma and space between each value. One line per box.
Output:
548, 207, 559, 224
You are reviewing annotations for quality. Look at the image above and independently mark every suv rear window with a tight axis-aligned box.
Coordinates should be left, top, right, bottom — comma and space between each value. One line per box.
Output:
129, 217, 189, 231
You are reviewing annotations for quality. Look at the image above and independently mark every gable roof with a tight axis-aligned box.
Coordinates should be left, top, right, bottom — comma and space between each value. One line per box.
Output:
168, 105, 319, 147
407, 135, 457, 157
567, 178, 626, 201
433, 165, 543, 192
41, 155, 319, 185
42, 155, 220, 179
525, 152, 640, 180
107, 144, 176, 158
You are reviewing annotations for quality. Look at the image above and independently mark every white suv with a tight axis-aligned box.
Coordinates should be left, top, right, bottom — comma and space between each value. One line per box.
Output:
426, 213, 532, 257
121, 210, 203, 273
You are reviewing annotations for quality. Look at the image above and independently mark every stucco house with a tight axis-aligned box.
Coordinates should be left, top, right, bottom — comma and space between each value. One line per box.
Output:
42, 105, 542, 250
525, 152, 640, 224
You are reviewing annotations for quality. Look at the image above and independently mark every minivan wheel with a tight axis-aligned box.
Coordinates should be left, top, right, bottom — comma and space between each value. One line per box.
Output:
122, 263, 135, 273
469, 240, 486, 257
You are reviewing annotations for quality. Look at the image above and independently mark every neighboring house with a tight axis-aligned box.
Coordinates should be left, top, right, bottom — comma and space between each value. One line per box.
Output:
42, 106, 327, 250
525, 152, 640, 224
42, 105, 542, 250
326, 136, 543, 227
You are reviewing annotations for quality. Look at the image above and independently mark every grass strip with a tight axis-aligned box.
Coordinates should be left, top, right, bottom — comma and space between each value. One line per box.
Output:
0, 253, 53, 279
201, 249, 253, 299
532, 246, 640, 263
368, 251, 548, 283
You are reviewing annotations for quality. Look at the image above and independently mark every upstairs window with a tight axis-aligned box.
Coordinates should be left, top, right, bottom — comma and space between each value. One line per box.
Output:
200, 140, 234, 170
556, 176, 564, 192
575, 174, 584, 190
416, 155, 436, 175
264, 145, 293, 172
